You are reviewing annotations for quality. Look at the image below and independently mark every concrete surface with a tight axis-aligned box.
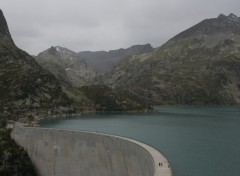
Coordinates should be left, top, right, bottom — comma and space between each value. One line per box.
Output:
12, 126, 173, 176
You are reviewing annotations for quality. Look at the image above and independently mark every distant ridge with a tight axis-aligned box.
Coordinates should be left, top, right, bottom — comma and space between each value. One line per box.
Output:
78, 44, 154, 72
36, 44, 154, 73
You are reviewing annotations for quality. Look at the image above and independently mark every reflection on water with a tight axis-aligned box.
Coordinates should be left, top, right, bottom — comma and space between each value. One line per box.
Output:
40, 106, 240, 176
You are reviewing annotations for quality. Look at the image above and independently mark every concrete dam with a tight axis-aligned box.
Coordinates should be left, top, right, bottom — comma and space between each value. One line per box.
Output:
12, 126, 172, 176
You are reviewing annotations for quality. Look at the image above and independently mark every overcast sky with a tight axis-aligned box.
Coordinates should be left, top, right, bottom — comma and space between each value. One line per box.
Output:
1, 0, 239, 55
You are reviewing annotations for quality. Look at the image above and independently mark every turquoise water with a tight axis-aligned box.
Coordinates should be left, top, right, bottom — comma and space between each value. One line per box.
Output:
40, 106, 240, 176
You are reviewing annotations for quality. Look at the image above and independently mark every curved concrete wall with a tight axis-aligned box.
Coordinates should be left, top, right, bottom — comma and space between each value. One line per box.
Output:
12, 126, 172, 176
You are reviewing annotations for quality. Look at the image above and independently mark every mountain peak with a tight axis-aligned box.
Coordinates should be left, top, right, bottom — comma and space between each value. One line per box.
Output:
165, 13, 240, 46
228, 13, 238, 18
54, 46, 77, 55
228, 13, 240, 22
48, 46, 58, 55
218, 13, 240, 23
0, 9, 13, 42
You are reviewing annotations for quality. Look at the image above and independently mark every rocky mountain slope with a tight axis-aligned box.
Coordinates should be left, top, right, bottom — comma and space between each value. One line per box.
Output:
35, 46, 97, 87
103, 13, 240, 105
35, 43, 154, 86
78, 44, 154, 72
0, 10, 70, 112
34, 45, 151, 111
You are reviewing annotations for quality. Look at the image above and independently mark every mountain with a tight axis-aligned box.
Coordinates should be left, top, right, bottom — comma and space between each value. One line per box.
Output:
35, 46, 151, 111
35, 44, 154, 85
35, 46, 97, 87
78, 44, 154, 72
0, 9, 150, 114
0, 10, 71, 113
103, 13, 240, 105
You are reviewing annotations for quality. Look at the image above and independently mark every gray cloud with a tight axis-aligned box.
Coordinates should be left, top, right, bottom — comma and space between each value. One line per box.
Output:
1, 0, 240, 55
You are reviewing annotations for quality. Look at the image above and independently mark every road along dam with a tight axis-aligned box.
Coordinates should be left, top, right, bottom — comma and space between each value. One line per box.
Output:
11, 125, 173, 176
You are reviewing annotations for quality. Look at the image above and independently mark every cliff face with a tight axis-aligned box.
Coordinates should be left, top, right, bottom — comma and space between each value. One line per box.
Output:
0, 10, 70, 112
103, 14, 240, 105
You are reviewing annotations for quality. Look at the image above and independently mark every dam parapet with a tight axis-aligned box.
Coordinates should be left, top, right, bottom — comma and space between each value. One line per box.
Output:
11, 126, 172, 176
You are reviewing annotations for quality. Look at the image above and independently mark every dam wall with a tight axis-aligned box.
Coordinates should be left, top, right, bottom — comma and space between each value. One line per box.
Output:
12, 126, 172, 176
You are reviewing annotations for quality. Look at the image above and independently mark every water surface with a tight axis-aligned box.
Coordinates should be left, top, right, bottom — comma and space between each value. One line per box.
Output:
40, 106, 240, 176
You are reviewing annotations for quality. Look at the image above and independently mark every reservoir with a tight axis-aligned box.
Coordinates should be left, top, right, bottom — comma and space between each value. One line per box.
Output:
39, 106, 240, 176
